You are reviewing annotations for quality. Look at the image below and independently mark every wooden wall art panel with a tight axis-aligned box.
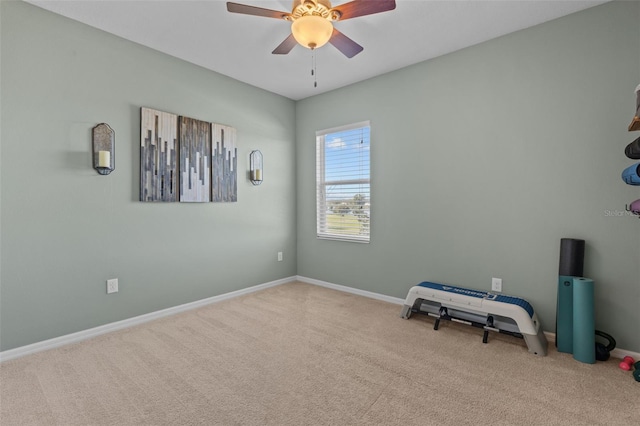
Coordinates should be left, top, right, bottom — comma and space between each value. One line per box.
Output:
179, 116, 211, 203
140, 108, 178, 202
212, 124, 237, 202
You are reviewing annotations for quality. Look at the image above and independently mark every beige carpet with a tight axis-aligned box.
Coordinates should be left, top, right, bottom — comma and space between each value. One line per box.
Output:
1, 282, 638, 425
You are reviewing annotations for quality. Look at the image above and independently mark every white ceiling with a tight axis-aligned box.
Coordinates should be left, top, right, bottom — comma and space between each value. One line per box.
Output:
27, 0, 609, 100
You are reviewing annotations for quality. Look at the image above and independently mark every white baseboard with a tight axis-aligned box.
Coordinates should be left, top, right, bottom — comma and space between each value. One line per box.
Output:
544, 331, 557, 343
611, 347, 640, 361
3, 275, 639, 363
0, 276, 296, 363
296, 275, 405, 305
542, 331, 640, 361
298, 276, 640, 361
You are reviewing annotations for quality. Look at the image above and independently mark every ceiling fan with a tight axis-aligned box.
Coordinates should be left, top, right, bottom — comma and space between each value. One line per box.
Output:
226, 0, 396, 58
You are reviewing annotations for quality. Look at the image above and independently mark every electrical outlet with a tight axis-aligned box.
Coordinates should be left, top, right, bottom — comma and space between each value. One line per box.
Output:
277, 252, 283, 262
107, 278, 118, 294
491, 277, 502, 292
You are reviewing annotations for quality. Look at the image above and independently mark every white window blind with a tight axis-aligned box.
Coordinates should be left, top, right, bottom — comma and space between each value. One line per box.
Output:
316, 121, 371, 243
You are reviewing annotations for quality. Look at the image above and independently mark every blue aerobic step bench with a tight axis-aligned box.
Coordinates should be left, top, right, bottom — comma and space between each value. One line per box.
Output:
401, 282, 548, 356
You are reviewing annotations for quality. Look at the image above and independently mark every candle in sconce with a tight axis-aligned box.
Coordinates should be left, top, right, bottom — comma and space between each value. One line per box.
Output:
98, 150, 111, 168
254, 169, 262, 181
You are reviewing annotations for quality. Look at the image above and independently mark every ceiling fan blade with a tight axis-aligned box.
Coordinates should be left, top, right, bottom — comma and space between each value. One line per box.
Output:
329, 28, 363, 58
226, 2, 289, 19
272, 34, 298, 55
331, 0, 396, 21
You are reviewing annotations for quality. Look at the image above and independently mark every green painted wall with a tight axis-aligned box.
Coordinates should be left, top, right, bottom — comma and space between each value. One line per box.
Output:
2, 1, 639, 354
296, 1, 640, 352
0, 1, 297, 351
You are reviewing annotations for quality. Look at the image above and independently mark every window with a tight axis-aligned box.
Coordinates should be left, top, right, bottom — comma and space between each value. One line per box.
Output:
316, 121, 371, 243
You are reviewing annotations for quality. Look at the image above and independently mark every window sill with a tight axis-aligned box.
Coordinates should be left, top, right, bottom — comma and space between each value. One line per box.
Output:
317, 234, 370, 244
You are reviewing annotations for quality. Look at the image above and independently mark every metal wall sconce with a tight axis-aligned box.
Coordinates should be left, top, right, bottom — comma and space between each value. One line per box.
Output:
249, 150, 263, 185
92, 123, 115, 175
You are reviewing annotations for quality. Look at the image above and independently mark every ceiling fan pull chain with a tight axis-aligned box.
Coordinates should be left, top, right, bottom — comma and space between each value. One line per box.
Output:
312, 50, 318, 88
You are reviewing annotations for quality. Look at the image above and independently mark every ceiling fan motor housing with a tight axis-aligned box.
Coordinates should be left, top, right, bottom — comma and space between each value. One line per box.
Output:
289, 0, 340, 21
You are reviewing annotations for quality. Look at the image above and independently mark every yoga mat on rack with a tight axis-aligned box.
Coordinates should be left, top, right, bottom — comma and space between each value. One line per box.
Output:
572, 277, 595, 364
556, 238, 585, 354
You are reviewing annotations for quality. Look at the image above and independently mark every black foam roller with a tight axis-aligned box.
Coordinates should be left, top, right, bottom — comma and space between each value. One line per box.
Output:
559, 238, 585, 276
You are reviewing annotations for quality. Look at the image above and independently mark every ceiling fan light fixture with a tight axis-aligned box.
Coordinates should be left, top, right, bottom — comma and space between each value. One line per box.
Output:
291, 15, 333, 50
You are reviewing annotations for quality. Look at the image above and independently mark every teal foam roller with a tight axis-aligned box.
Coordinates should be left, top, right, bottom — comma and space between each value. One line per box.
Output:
572, 277, 595, 364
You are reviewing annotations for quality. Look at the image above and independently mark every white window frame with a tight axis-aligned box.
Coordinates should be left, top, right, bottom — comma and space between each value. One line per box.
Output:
316, 121, 371, 243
